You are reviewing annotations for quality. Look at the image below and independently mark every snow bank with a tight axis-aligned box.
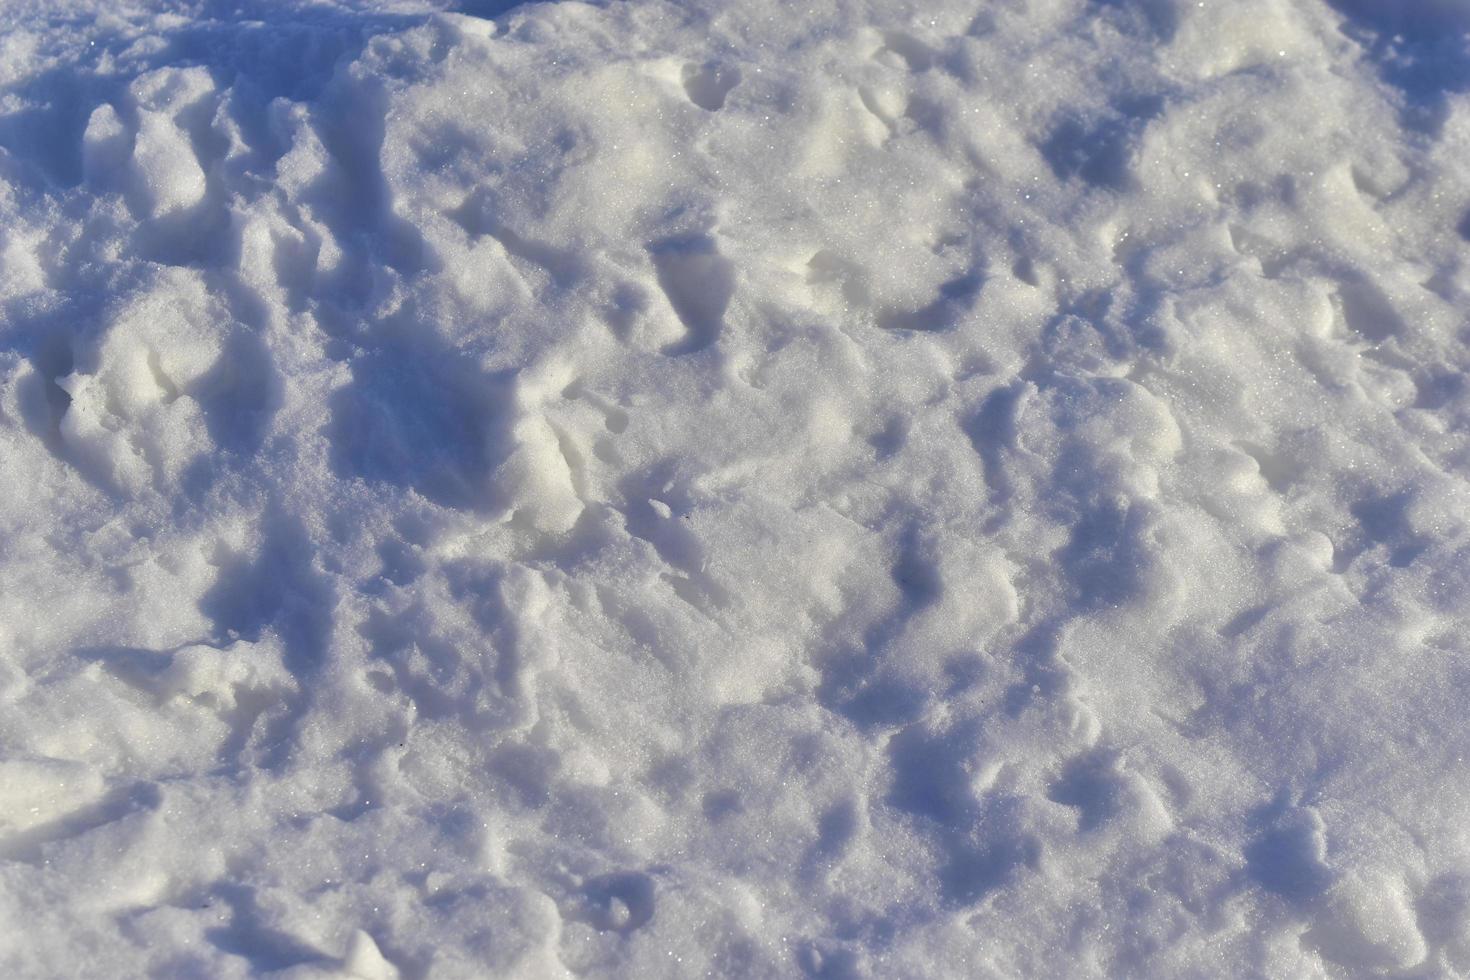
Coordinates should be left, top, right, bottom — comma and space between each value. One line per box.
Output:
1, 0, 1469, 976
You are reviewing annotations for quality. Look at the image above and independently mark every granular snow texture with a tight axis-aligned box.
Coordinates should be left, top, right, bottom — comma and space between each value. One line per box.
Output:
2, 0, 1470, 976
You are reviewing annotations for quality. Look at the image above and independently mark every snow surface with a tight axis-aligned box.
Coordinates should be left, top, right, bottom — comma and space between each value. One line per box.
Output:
1, 0, 1470, 976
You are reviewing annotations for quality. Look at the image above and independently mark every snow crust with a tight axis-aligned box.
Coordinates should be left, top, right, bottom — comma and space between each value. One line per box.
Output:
1, 0, 1470, 976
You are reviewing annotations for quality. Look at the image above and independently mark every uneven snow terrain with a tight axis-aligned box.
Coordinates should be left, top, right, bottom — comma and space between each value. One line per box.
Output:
2, 0, 1470, 976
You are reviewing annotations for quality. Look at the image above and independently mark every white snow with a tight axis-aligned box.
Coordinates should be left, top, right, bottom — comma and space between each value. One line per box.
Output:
1, 0, 1469, 976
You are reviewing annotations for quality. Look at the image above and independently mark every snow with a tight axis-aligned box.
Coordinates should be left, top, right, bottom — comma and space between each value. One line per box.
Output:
0, 0, 1468, 976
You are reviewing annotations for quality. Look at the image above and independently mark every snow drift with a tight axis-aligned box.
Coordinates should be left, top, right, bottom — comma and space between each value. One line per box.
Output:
1, 0, 1469, 976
